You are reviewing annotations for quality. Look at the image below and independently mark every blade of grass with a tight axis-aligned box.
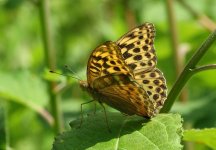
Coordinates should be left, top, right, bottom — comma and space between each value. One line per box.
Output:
38, 0, 63, 133
165, 0, 188, 102
177, 0, 216, 31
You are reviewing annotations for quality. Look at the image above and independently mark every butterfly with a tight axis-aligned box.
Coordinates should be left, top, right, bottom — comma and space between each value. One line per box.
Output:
79, 23, 167, 119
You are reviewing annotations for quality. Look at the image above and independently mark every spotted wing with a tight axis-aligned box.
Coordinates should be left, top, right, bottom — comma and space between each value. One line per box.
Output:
117, 23, 156, 74
116, 23, 167, 113
87, 41, 154, 117
87, 41, 131, 88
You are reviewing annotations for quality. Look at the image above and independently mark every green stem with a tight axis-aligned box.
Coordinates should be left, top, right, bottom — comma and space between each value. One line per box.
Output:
191, 64, 216, 74
0, 102, 7, 149
38, 0, 62, 133
161, 30, 216, 113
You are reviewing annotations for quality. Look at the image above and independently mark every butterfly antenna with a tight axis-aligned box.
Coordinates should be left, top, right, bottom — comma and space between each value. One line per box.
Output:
64, 65, 82, 80
49, 70, 81, 81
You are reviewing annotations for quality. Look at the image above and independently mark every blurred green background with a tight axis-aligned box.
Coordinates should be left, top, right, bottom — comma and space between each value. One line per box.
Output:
0, 0, 216, 149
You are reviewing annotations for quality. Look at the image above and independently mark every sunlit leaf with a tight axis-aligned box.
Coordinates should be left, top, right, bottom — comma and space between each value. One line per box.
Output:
183, 128, 216, 150
0, 71, 52, 124
53, 113, 183, 150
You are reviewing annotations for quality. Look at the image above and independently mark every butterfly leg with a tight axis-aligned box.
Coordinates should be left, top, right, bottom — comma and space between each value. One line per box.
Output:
93, 102, 97, 115
78, 100, 95, 128
99, 102, 112, 133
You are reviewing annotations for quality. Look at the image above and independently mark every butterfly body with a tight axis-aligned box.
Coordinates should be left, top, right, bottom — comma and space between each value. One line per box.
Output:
80, 23, 167, 118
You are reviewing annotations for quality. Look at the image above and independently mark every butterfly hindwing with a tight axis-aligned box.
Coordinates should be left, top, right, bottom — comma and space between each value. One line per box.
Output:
94, 74, 154, 116
117, 23, 156, 74
116, 23, 167, 114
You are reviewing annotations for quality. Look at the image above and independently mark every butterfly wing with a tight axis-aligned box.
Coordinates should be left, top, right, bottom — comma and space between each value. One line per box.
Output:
86, 23, 167, 117
116, 23, 167, 112
86, 41, 155, 117
87, 41, 131, 87
117, 23, 156, 74
93, 74, 154, 117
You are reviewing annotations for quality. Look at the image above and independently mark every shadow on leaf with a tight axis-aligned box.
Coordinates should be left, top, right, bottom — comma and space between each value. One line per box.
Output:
53, 112, 149, 149
52, 112, 183, 150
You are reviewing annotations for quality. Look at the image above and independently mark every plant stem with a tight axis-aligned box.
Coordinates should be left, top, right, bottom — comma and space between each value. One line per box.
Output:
191, 64, 216, 74
38, 0, 62, 133
165, 0, 188, 102
165, 0, 181, 76
161, 30, 216, 113
177, 0, 216, 31
0, 102, 7, 149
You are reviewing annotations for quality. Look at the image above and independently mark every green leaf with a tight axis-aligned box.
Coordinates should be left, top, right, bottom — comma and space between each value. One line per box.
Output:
53, 113, 183, 150
0, 71, 52, 124
183, 128, 216, 150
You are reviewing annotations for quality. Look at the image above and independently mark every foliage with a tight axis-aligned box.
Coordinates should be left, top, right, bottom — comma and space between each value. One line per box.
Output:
53, 113, 183, 150
183, 129, 216, 150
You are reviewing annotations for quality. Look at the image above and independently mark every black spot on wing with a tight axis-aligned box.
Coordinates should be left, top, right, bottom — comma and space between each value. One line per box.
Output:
134, 55, 142, 60
93, 55, 102, 61
145, 52, 151, 58
143, 80, 150, 84
139, 36, 143, 39
92, 62, 101, 68
90, 66, 100, 72
140, 62, 146, 66
142, 45, 148, 51
113, 67, 121, 71
126, 43, 135, 50
145, 39, 149, 44
153, 79, 160, 85
128, 63, 137, 70
147, 91, 152, 95
156, 87, 161, 93
133, 48, 140, 53
110, 60, 116, 65
153, 94, 159, 100
123, 51, 133, 59
150, 72, 156, 78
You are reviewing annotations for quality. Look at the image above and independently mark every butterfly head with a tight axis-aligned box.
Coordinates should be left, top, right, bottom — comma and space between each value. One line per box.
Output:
79, 80, 88, 88
79, 80, 91, 92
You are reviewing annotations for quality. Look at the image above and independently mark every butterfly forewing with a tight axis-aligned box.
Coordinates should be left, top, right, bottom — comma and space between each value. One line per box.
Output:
117, 23, 156, 74
87, 41, 131, 88
83, 22, 167, 117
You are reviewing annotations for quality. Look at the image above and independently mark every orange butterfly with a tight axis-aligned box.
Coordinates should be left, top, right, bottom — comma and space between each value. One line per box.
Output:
79, 23, 167, 122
